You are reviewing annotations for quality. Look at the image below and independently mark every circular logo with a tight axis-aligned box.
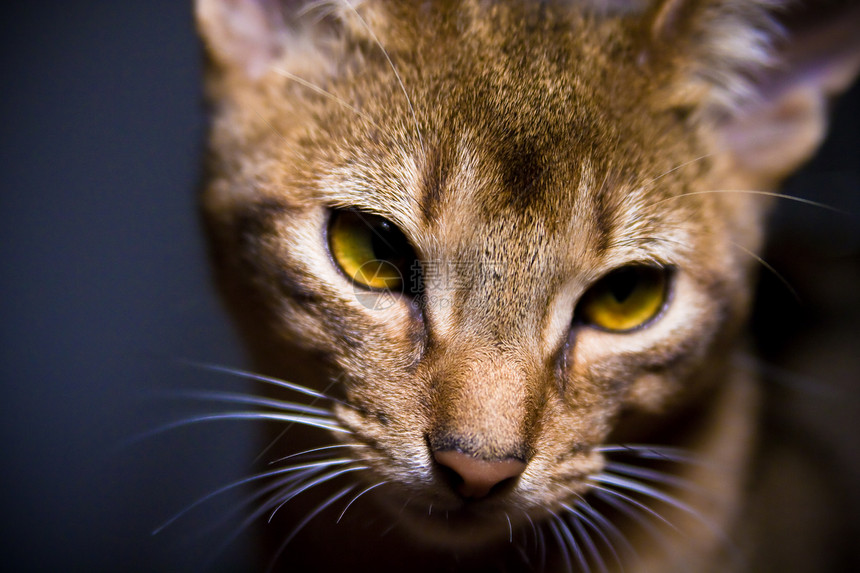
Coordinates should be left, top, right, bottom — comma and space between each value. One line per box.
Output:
352, 260, 402, 311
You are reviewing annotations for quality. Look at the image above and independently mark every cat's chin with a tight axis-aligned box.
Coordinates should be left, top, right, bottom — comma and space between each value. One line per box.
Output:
380, 496, 535, 550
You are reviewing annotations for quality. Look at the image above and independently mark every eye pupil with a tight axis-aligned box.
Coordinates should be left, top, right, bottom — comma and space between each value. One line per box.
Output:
607, 268, 637, 303
329, 210, 418, 293
371, 224, 409, 268
577, 265, 669, 332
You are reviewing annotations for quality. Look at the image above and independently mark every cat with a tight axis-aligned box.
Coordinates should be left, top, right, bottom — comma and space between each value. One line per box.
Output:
190, 0, 860, 571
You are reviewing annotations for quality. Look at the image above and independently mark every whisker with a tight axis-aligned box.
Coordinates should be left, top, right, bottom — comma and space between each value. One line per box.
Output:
380, 521, 398, 538
588, 484, 678, 533
733, 352, 839, 397
569, 509, 608, 573
548, 518, 574, 573
255, 109, 290, 146
178, 360, 342, 404
267, 485, 356, 573
338, 0, 424, 152
194, 466, 325, 555
537, 522, 548, 572
596, 444, 703, 466
168, 389, 332, 417
144, 411, 349, 440
604, 461, 701, 494
152, 458, 353, 535
579, 499, 637, 568
644, 153, 713, 186
267, 465, 368, 522
522, 509, 539, 550
563, 503, 616, 573
591, 473, 718, 531
730, 240, 800, 301
590, 487, 676, 552
252, 374, 348, 465
337, 480, 389, 523
647, 189, 848, 214
514, 543, 533, 568
272, 68, 384, 130
595, 472, 739, 560
269, 443, 366, 465
207, 466, 337, 562
505, 512, 514, 544
297, 0, 341, 22
555, 513, 590, 573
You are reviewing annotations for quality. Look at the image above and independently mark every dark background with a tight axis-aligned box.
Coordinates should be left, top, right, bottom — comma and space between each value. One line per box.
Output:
0, 1, 857, 571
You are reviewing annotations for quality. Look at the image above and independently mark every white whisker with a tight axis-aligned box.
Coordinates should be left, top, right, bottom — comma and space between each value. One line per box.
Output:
537, 522, 548, 572
555, 513, 590, 573
505, 512, 513, 543
204, 467, 321, 533
152, 458, 352, 535
600, 472, 742, 566
563, 503, 616, 573
270, 443, 366, 465
267, 465, 368, 523
178, 360, 342, 403
596, 444, 703, 466
730, 240, 800, 301
604, 461, 700, 493
548, 518, 574, 573
569, 509, 607, 573
337, 480, 388, 523
647, 189, 848, 214
588, 484, 678, 533
252, 376, 349, 464
591, 487, 676, 552
194, 467, 327, 567
267, 485, 356, 573
273, 68, 381, 128
145, 411, 349, 439
644, 154, 713, 185
579, 500, 635, 569
522, 509, 539, 549
169, 389, 332, 417
591, 473, 716, 532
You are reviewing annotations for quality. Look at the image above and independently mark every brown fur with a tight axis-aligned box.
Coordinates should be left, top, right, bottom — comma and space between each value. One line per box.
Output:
195, 1, 860, 571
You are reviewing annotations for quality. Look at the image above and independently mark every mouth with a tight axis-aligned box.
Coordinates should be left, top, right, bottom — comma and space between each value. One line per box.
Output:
390, 495, 535, 548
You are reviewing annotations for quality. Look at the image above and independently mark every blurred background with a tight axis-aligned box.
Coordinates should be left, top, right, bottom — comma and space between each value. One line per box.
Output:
0, 1, 857, 571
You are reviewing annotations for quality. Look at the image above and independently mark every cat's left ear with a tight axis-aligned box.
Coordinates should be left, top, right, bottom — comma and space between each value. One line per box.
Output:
643, 0, 860, 187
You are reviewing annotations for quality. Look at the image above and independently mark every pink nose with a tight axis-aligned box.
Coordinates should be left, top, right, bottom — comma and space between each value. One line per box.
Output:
433, 450, 526, 499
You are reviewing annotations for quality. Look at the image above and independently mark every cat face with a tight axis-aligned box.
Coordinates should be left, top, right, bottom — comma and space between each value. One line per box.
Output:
197, 0, 858, 552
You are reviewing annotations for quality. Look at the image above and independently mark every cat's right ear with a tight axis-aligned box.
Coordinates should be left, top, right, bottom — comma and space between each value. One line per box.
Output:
195, 0, 292, 79
195, 0, 383, 81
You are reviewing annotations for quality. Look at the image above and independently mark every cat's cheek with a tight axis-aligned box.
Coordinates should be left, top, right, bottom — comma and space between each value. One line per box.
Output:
624, 372, 680, 412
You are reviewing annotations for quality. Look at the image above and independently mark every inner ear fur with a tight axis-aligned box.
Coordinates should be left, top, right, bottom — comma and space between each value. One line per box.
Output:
195, 0, 292, 79
642, 0, 860, 187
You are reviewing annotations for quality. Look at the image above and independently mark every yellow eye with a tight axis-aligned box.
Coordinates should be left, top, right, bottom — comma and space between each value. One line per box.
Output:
328, 210, 416, 291
578, 266, 669, 332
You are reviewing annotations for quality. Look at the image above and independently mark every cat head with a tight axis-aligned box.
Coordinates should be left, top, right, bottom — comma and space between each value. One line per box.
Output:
196, 0, 859, 545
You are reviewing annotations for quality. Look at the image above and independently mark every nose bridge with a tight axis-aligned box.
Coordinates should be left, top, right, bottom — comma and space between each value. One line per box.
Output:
428, 346, 538, 461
